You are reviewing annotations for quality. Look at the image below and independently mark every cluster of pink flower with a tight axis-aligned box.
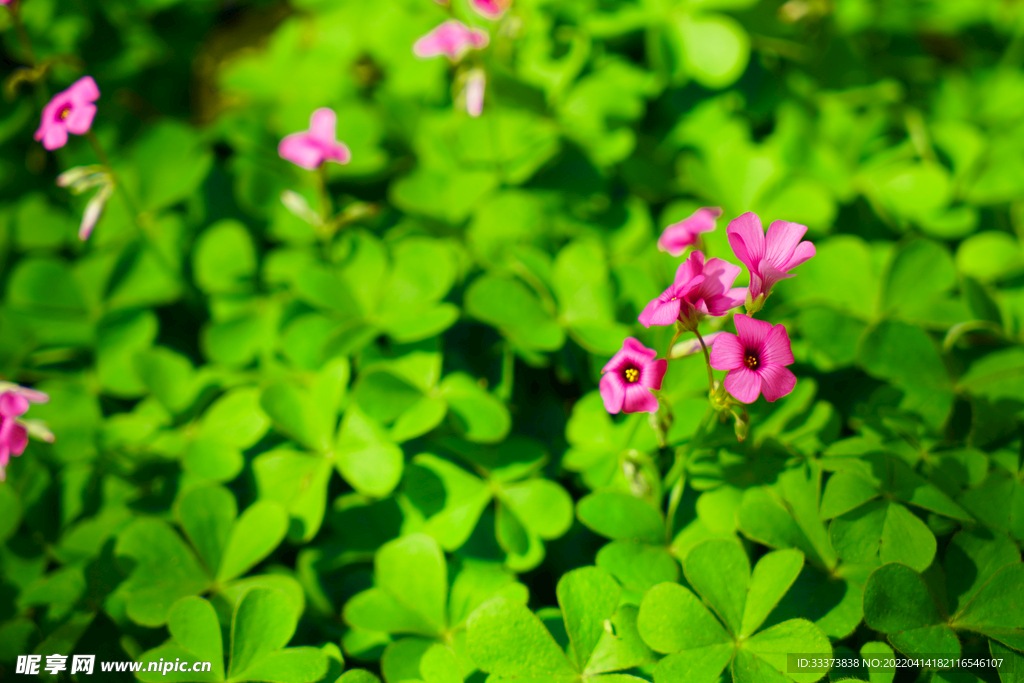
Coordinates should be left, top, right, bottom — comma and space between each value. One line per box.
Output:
600, 209, 816, 419
413, 0, 510, 117
0, 384, 52, 482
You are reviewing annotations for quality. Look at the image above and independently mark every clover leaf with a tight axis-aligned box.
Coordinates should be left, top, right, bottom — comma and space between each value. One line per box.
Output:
343, 534, 529, 678
819, 451, 972, 572
353, 350, 511, 445
637, 539, 831, 683
562, 392, 661, 496
737, 463, 871, 639
113, 486, 291, 626
136, 589, 327, 683
291, 231, 460, 351
399, 441, 573, 571
863, 528, 1024, 659
466, 565, 655, 681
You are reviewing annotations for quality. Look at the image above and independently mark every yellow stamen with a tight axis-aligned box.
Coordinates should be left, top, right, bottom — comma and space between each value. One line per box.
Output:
624, 368, 639, 383
744, 354, 759, 369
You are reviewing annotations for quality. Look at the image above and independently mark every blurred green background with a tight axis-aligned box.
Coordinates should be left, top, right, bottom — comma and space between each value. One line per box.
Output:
1, 0, 1024, 681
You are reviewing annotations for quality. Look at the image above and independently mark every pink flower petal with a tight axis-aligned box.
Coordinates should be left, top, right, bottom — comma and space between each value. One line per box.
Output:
323, 141, 352, 165
279, 134, 325, 170
638, 296, 682, 328
727, 212, 765, 269
761, 324, 795, 366
0, 393, 29, 417
758, 364, 797, 402
733, 314, 772, 352
640, 359, 667, 390
15, 387, 49, 404
709, 332, 745, 371
622, 337, 657, 362
623, 385, 659, 413
470, 0, 509, 19
599, 372, 625, 414
42, 123, 69, 150
7, 422, 28, 456
64, 103, 96, 135
783, 240, 816, 272
724, 366, 761, 404
309, 108, 337, 142
756, 262, 795, 299
673, 250, 705, 285
657, 207, 721, 257
279, 108, 352, 170
67, 75, 100, 103
764, 220, 808, 267
413, 20, 489, 61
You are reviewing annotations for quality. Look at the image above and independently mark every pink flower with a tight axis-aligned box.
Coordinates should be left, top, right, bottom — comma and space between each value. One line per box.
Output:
463, 69, 486, 117
727, 212, 815, 309
470, 0, 510, 19
709, 314, 796, 404
34, 76, 100, 151
0, 385, 49, 482
413, 20, 489, 61
638, 251, 746, 330
278, 108, 352, 171
600, 338, 667, 415
657, 207, 722, 257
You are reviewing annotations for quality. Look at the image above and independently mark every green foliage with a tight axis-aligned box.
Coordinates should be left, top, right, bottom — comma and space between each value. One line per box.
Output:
2, 0, 1024, 681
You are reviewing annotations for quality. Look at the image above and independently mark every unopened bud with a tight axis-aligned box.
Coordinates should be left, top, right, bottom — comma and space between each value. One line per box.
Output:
281, 190, 323, 227
670, 332, 722, 359
744, 291, 766, 316
56, 165, 109, 194
731, 407, 749, 442
80, 183, 114, 241
21, 419, 56, 444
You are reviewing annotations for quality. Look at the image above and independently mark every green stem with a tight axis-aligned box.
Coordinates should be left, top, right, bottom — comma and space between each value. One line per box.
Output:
8, 2, 38, 67
86, 131, 141, 219
694, 329, 716, 396
663, 404, 713, 541
665, 327, 683, 360
86, 130, 188, 290
316, 163, 332, 224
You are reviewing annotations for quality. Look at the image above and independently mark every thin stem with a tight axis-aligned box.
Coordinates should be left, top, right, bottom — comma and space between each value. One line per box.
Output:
86, 130, 142, 220
694, 329, 716, 396
315, 163, 332, 223
85, 130, 192, 293
663, 404, 713, 541
665, 327, 683, 360
8, 3, 38, 67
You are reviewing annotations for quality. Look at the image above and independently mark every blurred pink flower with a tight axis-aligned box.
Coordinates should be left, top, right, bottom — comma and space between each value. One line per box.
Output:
727, 212, 815, 306
709, 314, 796, 404
470, 0, 510, 19
278, 108, 352, 171
600, 338, 667, 415
463, 69, 486, 117
638, 250, 746, 330
34, 76, 99, 151
657, 206, 721, 257
413, 20, 489, 61
0, 385, 49, 483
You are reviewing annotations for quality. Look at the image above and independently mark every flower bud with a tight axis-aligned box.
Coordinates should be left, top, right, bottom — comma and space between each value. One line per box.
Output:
281, 190, 324, 227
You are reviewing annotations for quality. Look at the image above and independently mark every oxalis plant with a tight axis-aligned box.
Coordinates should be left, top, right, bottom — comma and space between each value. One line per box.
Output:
2, 0, 1024, 682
